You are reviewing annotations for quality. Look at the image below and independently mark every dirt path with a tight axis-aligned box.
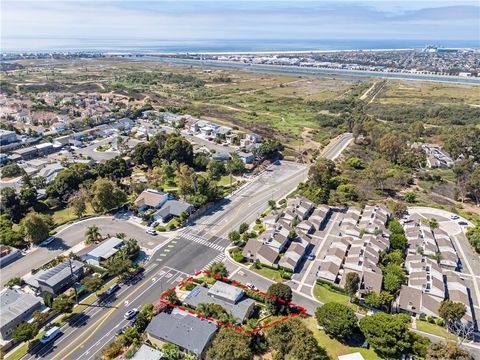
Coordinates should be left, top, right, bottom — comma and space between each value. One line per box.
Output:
359, 81, 377, 101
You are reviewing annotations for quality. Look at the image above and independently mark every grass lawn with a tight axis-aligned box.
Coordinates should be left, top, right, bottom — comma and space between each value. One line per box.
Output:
313, 283, 351, 307
218, 175, 237, 187
252, 266, 284, 282
304, 317, 381, 360
415, 320, 457, 341
51, 204, 95, 226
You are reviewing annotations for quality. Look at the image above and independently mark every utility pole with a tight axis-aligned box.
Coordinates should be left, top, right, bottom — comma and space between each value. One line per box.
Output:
68, 257, 79, 304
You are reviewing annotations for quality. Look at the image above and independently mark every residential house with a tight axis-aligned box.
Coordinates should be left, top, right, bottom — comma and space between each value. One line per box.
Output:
134, 189, 169, 211
0, 129, 18, 145
36, 163, 65, 184
153, 200, 194, 222
81, 237, 124, 266
32, 260, 85, 295
0, 289, 41, 340
146, 308, 217, 358
130, 345, 163, 360
184, 281, 255, 323
238, 152, 255, 164
278, 238, 309, 272
0, 245, 21, 268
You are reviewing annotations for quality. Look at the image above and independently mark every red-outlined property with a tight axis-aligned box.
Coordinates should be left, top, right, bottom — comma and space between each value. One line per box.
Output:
159, 270, 307, 336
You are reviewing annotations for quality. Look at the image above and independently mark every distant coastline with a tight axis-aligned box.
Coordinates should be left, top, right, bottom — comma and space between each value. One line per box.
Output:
135, 56, 480, 85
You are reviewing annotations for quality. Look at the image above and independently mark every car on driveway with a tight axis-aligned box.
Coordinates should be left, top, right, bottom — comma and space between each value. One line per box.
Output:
124, 308, 139, 320
146, 229, 157, 235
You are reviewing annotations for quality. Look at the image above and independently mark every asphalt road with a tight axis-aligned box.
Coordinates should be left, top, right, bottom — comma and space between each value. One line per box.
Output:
15, 133, 353, 360
1, 217, 167, 287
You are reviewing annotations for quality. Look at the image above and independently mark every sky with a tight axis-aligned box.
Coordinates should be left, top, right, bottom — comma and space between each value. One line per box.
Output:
1, 1, 479, 51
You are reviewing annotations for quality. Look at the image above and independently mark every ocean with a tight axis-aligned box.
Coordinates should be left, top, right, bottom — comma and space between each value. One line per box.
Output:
3, 38, 479, 53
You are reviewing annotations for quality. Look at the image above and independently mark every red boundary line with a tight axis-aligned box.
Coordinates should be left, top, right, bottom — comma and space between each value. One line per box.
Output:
158, 270, 306, 336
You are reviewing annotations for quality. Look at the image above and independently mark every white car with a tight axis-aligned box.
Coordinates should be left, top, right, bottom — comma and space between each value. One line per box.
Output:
146, 229, 157, 236
245, 283, 258, 291
124, 308, 139, 320
41, 236, 56, 246
450, 215, 460, 220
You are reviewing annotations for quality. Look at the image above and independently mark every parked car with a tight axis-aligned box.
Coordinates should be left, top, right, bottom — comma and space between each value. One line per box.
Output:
105, 283, 120, 296
131, 267, 145, 277
151, 221, 159, 228
116, 326, 128, 336
41, 236, 56, 246
245, 283, 258, 291
307, 254, 315, 261
450, 215, 460, 220
124, 308, 139, 320
146, 229, 157, 235
458, 221, 468, 226
40, 326, 61, 344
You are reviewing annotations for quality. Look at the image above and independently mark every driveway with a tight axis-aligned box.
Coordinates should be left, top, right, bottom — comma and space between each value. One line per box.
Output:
408, 206, 480, 324
0, 216, 168, 287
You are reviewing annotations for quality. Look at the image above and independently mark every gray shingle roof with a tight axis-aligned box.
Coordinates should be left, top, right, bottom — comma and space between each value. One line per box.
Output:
86, 237, 123, 260
0, 289, 41, 327
146, 309, 217, 356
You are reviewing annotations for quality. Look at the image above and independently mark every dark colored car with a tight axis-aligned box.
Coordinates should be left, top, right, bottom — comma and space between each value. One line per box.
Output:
131, 267, 145, 277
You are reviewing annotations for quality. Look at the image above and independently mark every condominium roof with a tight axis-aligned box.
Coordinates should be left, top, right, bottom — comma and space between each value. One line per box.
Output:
0, 289, 40, 326
146, 309, 217, 356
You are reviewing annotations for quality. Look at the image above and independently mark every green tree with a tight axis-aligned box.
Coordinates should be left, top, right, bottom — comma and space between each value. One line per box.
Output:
268, 199, 276, 209
68, 187, 90, 218
405, 191, 417, 203
207, 160, 227, 180
81, 276, 103, 295
6, 277, 24, 288
426, 341, 474, 360
466, 225, 480, 253
1, 163, 25, 178
20, 212, 51, 244
345, 157, 365, 169
315, 302, 358, 341
226, 153, 245, 175
266, 283, 292, 315
85, 224, 102, 244
162, 343, 182, 360
104, 253, 132, 277
391, 201, 408, 219
12, 322, 38, 344
265, 318, 329, 360
382, 263, 406, 294
228, 230, 241, 244
208, 262, 228, 278
0, 187, 24, 222
359, 313, 413, 358
363, 291, 394, 312
0, 215, 24, 247
91, 178, 127, 213
52, 295, 74, 314
467, 166, 480, 205
390, 233, 408, 252
206, 327, 253, 360
367, 158, 390, 194
438, 300, 467, 327
239, 222, 249, 234
344, 272, 360, 300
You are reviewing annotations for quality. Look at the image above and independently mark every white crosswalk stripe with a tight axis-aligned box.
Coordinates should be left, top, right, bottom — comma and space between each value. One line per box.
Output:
179, 232, 226, 252
202, 253, 226, 271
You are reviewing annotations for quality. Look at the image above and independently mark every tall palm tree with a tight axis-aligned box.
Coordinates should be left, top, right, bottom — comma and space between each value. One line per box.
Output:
85, 225, 101, 244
